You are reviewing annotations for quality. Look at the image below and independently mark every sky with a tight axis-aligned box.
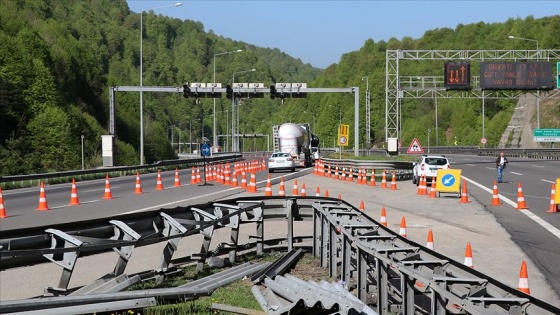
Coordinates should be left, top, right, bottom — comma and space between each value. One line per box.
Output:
126, 0, 559, 69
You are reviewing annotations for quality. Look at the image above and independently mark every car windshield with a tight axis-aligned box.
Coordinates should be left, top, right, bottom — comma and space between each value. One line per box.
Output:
272, 153, 289, 158
425, 158, 448, 166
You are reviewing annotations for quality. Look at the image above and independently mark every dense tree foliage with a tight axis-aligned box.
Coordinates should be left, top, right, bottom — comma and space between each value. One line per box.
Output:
0, 1, 558, 175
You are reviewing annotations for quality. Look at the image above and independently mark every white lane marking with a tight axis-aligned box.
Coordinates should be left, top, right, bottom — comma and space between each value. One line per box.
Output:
510, 172, 523, 176
541, 179, 555, 184
462, 176, 560, 241
486, 167, 495, 170
466, 164, 475, 166
532, 165, 545, 168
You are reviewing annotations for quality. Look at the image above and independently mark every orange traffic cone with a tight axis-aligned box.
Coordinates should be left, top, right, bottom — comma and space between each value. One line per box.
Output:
548, 184, 559, 213
190, 167, 196, 185
464, 242, 474, 268
324, 189, 329, 197
241, 171, 248, 189
380, 171, 388, 188
264, 174, 273, 196
173, 169, 181, 187
292, 179, 299, 196
0, 187, 7, 218
516, 182, 528, 209
196, 167, 201, 184
338, 194, 342, 200
347, 167, 353, 182
315, 186, 321, 197
278, 176, 285, 196
155, 170, 164, 191
399, 216, 407, 237
134, 172, 143, 194
491, 180, 502, 206
248, 173, 257, 193
369, 169, 377, 186
427, 229, 434, 250
68, 179, 80, 206
333, 166, 339, 180
359, 200, 365, 211
459, 180, 471, 203
300, 183, 307, 196
390, 171, 397, 190
231, 171, 238, 188
36, 181, 50, 210
380, 207, 387, 227
341, 168, 346, 181
429, 177, 437, 198
518, 260, 531, 294
103, 175, 113, 200
420, 176, 428, 195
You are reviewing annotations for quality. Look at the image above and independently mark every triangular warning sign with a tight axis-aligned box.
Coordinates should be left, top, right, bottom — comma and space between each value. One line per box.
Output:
407, 138, 424, 154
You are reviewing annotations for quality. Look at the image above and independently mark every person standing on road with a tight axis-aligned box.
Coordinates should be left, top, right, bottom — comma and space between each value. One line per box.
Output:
496, 152, 509, 183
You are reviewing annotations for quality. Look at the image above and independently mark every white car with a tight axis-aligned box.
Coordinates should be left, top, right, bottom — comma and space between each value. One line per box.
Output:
268, 152, 296, 173
412, 155, 451, 185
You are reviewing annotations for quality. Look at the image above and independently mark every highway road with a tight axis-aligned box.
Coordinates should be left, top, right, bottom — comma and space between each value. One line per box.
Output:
443, 154, 560, 295
1, 154, 560, 298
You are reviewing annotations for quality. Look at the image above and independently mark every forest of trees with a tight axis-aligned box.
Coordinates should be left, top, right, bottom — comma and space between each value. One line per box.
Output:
0, 0, 559, 175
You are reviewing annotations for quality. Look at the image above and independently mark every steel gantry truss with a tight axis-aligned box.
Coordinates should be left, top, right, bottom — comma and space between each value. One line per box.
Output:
109, 85, 361, 156
385, 49, 560, 141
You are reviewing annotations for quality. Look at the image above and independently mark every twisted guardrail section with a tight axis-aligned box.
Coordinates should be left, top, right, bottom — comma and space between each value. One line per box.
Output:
1, 196, 559, 314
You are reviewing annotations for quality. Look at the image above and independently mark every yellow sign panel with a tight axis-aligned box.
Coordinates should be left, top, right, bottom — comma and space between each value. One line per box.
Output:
435, 169, 462, 193
556, 178, 560, 204
337, 124, 349, 146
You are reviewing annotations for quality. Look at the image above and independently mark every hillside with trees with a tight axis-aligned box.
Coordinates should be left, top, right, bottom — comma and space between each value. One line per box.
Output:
0, 1, 558, 175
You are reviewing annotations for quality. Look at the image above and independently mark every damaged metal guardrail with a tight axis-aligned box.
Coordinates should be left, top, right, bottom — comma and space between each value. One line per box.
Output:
1, 196, 559, 314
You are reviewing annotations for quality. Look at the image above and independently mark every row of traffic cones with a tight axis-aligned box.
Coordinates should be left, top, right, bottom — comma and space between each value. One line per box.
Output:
264, 176, 315, 197
315, 160, 399, 190
391, 208, 531, 294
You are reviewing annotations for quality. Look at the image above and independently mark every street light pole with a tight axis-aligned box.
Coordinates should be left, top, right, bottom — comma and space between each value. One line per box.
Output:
362, 76, 370, 146
213, 49, 242, 154
140, 2, 182, 165
508, 35, 540, 128
232, 68, 256, 151
81, 135, 85, 170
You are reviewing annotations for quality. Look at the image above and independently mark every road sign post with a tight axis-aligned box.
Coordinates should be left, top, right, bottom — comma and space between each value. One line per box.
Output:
199, 143, 213, 187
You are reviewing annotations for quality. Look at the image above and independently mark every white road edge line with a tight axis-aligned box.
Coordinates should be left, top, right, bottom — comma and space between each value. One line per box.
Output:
510, 172, 523, 176
541, 179, 555, 184
466, 164, 475, 166
462, 175, 560, 240
532, 165, 545, 168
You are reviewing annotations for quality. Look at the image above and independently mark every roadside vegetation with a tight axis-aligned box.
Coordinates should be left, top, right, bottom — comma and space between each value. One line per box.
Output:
1, 1, 558, 175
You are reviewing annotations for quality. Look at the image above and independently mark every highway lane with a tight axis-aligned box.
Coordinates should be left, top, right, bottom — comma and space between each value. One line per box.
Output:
0, 166, 305, 231
445, 154, 560, 295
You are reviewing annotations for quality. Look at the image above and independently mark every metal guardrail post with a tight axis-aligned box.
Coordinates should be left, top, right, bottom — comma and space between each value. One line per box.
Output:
285, 198, 295, 252
342, 232, 352, 284
312, 205, 321, 257
356, 246, 368, 303
154, 213, 189, 283
43, 229, 84, 294
191, 207, 217, 272
329, 223, 337, 279
109, 220, 142, 277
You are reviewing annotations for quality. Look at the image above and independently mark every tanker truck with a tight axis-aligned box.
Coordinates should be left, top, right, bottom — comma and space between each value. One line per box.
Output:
272, 123, 320, 167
